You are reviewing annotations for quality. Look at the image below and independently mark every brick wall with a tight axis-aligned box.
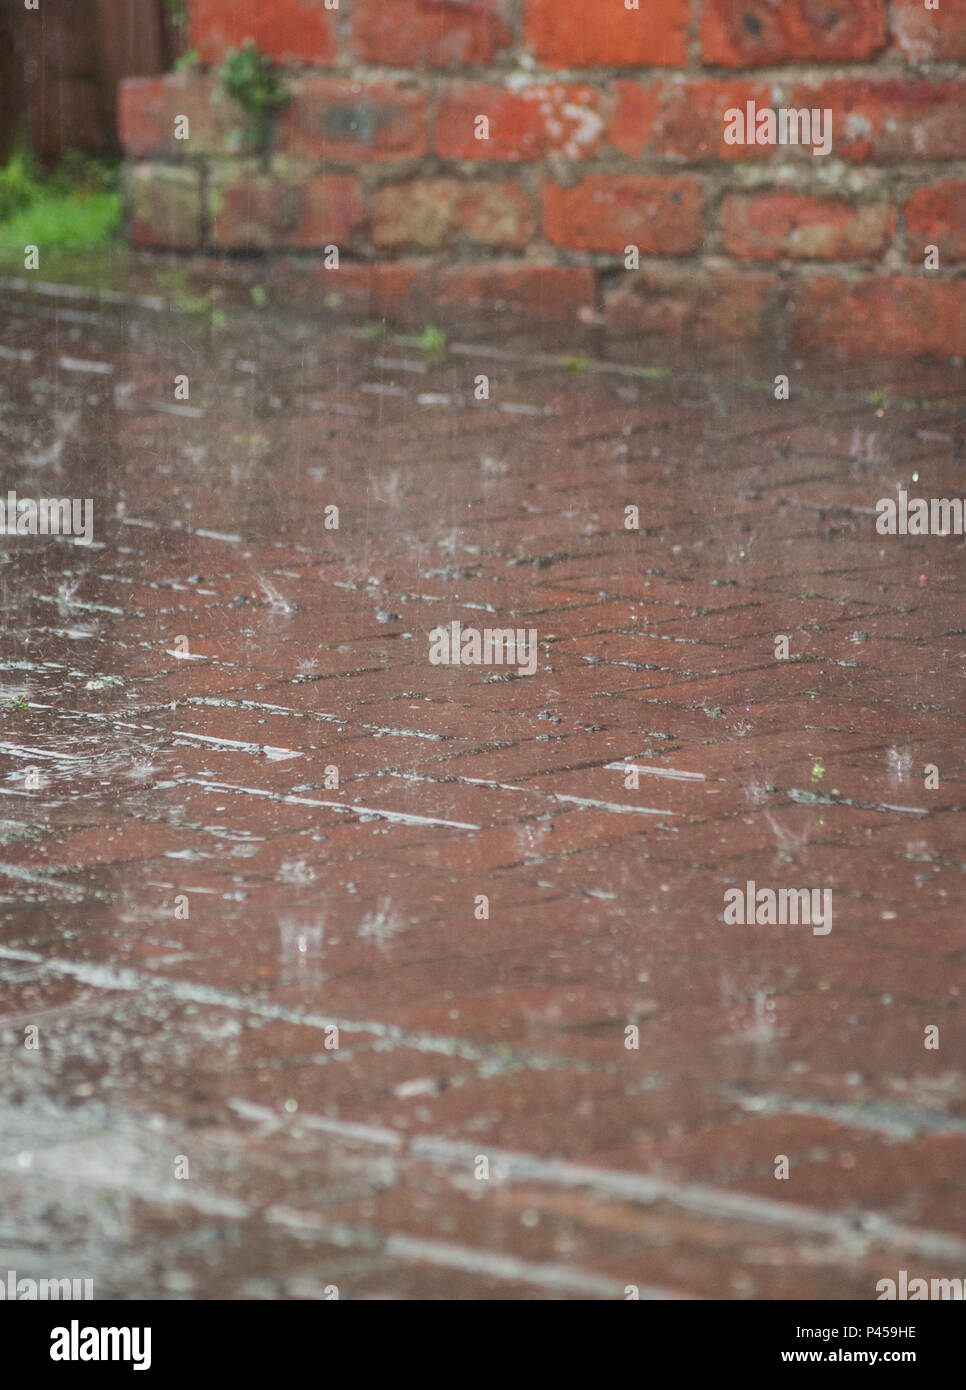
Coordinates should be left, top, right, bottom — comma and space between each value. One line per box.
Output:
119, 0, 966, 356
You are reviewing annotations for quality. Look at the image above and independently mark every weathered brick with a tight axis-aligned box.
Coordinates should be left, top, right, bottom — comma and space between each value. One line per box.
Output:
437, 83, 602, 161
127, 163, 201, 250
206, 166, 366, 251
373, 178, 534, 250
435, 264, 597, 321
333, 263, 436, 320
266, 260, 436, 322
525, 0, 689, 68
119, 75, 236, 158
892, 0, 966, 63
190, 0, 337, 65
701, 0, 887, 67
277, 80, 427, 162
352, 0, 511, 67
721, 193, 893, 262
610, 80, 779, 162
543, 176, 704, 256
792, 274, 966, 358
905, 181, 966, 264
792, 79, 966, 163
604, 266, 777, 345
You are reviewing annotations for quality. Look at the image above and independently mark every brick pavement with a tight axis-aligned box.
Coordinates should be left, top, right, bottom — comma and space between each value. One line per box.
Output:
0, 281, 964, 1299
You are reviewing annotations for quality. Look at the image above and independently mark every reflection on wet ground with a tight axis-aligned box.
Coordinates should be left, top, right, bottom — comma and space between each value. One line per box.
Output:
0, 279, 964, 1298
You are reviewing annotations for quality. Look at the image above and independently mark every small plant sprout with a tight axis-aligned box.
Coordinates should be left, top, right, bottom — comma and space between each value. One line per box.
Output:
218, 43, 291, 155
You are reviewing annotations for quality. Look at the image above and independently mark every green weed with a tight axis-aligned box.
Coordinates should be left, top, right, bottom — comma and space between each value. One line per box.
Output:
416, 323, 447, 360
0, 147, 121, 263
218, 43, 291, 154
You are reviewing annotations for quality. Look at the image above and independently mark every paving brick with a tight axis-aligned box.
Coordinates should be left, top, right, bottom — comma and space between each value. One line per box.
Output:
2, 295, 965, 1302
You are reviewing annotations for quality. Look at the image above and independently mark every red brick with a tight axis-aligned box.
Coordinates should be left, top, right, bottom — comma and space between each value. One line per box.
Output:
525, 0, 689, 68
435, 264, 597, 321
543, 176, 704, 256
793, 79, 966, 163
207, 167, 366, 251
190, 0, 337, 65
721, 194, 893, 262
437, 83, 602, 161
119, 75, 236, 158
792, 274, 966, 358
127, 163, 201, 250
277, 80, 427, 162
610, 80, 779, 162
298, 177, 368, 249
701, 0, 886, 67
332, 263, 435, 320
266, 260, 436, 323
604, 266, 777, 346
278, 260, 597, 326
352, 0, 511, 67
373, 178, 535, 250
892, 0, 966, 63
905, 181, 966, 264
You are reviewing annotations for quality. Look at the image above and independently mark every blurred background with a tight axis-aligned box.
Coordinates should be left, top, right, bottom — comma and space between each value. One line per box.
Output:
0, 0, 189, 275
1, 0, 185, 165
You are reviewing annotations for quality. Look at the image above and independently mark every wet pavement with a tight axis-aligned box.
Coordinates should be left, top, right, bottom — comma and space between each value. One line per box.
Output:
1, 278, 965, 1299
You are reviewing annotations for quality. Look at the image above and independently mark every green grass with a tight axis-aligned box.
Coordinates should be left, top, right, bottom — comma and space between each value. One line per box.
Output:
0, 190, 120, 259
0, 148, 122, 265
0, 150, 37, 222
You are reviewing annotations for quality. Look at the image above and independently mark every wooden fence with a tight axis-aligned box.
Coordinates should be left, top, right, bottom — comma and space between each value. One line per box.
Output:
1, 0, 184, 163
